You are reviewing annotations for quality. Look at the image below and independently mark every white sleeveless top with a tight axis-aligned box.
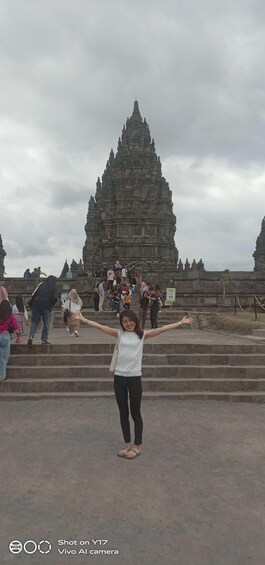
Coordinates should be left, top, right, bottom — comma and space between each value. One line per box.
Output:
114, 331, 145, 377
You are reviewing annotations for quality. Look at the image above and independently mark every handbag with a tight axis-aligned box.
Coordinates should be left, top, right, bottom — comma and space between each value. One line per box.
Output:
63, 300, 71, 325
109, 331, 121, 373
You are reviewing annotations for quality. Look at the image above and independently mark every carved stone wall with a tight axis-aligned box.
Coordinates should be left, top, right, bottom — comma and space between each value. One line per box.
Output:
1, 271, 264, 310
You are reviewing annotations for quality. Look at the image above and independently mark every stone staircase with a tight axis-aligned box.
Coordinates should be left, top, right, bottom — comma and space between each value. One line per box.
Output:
53, 307, 195, 329
1, 340, 265, 402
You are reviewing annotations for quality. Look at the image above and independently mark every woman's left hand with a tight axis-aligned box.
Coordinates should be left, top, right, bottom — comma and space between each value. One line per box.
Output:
179, 316, 194, 326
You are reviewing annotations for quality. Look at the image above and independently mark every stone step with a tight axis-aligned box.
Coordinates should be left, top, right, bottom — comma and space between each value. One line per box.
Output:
0, 390, 264, 402
10, 343, 265, 354
54, 323, 192, 329
54, 308, 189, 316
55, 311, 184, 316
1, 378, 265, 393
5, 365, 265, 379
252, 329, 265, 337
8, 353, 265, 367
5, 335, 265, 402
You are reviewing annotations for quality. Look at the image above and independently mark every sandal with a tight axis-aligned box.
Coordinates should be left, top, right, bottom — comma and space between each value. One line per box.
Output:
41, 340, 51, 345
124, 447, 141, 459
117, 446, 132, 458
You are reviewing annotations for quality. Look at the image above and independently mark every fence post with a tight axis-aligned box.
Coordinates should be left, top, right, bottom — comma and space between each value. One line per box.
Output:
254, 296, 257, 320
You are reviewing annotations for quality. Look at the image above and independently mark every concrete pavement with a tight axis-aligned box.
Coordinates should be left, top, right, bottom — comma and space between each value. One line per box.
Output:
0, 395, 265, 564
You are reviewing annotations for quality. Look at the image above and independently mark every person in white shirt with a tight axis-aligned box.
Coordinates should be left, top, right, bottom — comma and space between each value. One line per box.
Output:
98, 280, 105, 311
74, 309, 193, 460
107, 268, 115, 291
121, 267, 127, 282
62, 289, 83, 337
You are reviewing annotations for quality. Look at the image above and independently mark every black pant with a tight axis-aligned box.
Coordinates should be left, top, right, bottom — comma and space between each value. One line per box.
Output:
150, 308, 158, 328
114, 375, 143, 445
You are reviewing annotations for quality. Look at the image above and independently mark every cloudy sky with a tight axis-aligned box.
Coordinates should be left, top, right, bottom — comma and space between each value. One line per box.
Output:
1, 0, 265, 277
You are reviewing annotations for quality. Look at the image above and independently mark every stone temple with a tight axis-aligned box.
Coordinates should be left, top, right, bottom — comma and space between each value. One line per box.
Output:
253, 217, 265, 271
83, 101, 178, 277
0, 235, 6, 278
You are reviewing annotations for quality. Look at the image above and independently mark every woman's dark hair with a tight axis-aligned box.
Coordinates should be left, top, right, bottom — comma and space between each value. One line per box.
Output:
15, 295, 24, 313
119, 310, 143, 339
0, 300, 12, 323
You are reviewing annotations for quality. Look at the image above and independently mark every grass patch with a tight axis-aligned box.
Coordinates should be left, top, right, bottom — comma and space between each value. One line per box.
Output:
207, 312, 265, 334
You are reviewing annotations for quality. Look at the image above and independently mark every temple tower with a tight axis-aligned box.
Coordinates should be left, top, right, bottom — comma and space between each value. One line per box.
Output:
83, 102, 178, 274
0, 235, 6, 278
253, 217, 265, 271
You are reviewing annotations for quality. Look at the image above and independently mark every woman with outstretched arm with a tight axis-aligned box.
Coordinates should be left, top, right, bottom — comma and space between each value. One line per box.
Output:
74, 309, 193, 460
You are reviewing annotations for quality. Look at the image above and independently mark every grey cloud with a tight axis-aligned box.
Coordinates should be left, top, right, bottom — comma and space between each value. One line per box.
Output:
6, 240, 56, 259
1, 0, 265, 163
0, 0, 265, 275
48, 182, 90, 209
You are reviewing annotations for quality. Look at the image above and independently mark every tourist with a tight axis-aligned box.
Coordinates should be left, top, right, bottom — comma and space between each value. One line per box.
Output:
0, 300, 19, 380
93, 284, 100, 312
130, 274, 137, 296
0, 286, 9, 303
122, 291, 131, 310
121, 266, 128, 283
62, 289, 83, 337
98, 279, 105, 312
107, 267, 115, 291
114, 260, 122, 272
73, 309, 193, 459
12, 295, 29, 343
113, 285, 122, 317
103, 265, 108, 278
140, 280, 149, 296
149, 288, 160, 329
27, 275, 58, 346
138, 290, 150, 330
154, 285, 163, 310
121, 282, 130, 293
23, 268, 31, 278
155, 284, 163, 298
114, 261, 122, 285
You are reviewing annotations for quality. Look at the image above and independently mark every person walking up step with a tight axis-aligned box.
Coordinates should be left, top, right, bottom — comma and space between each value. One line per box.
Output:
27, 275, 58, 346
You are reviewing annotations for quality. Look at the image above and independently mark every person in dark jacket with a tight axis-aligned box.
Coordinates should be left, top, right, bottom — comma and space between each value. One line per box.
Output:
149, 288, 160, 329
138, 291, 150, 330
27, 275, 58, 345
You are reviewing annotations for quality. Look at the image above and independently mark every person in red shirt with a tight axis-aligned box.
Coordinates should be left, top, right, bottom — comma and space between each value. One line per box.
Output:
0, 300, 19, 381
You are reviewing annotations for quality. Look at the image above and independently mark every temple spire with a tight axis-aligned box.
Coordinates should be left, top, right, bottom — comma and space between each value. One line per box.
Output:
0, 235, 6, 277
83, 101, 178, 273
253, 216, 265, 271
133, 100, 141, 116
